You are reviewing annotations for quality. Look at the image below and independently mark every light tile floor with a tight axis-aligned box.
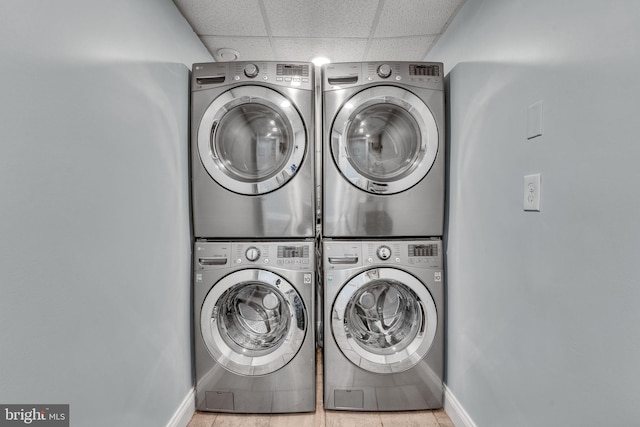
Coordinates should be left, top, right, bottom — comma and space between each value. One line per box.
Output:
187, 351, 454, 427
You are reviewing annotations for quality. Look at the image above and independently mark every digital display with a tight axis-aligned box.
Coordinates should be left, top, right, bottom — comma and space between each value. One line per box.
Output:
278, 245, 310, 258
408, 244, 438, 257
409, 64, 440, 77
277, 64, 310, 77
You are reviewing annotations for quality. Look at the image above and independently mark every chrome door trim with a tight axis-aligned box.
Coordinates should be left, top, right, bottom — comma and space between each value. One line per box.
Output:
331, 267, 437, 374
330, 86, 438, 194
200, 269, 306, 376
197, 86, 306, 195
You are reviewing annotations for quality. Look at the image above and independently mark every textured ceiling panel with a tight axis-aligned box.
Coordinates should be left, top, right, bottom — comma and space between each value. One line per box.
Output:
200, 36, 275, 61
173, 0, 267, 36
374, 0, 464, 37
263, 0, 377, 38
274, 38, 369, 63
366, 36, 438, 61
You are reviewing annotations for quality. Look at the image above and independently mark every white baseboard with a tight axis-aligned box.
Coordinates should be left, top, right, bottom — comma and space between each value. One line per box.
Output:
166, 388, 195, 427
444, 385, 477, 427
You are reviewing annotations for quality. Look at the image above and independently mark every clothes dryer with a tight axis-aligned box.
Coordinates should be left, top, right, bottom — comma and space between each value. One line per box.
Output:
194, 240, 315, 413
322, 62, 445, 238
192, 62, 315, 238
322, 239, 444, 411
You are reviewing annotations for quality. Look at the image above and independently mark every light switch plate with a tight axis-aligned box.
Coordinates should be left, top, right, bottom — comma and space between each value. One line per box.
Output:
527, 100, 543, 139
524, 174, 541, 211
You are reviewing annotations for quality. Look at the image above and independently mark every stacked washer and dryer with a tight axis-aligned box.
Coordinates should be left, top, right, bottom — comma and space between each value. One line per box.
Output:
189, 60, 446, 414
321, 62, 446, 411
191, 61, 317, 413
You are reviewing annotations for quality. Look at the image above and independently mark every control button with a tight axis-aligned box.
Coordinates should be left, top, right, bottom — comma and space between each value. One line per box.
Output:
264, 258, 269, 264
236, 258, 242, 264
395, 257, 401, 262
395, 75, 402, 81
377, 245, 392, 261
262, 75, 268, 81
234, 75, 241, 81
377, 64, 392, 79
367, 76, 374, 81
276, 77, 283, 81
302, 78, 309, 83
244, 63, 259, 78
245, 247, 260, 262
367, 257, 374, 263
284, 77, 292, 82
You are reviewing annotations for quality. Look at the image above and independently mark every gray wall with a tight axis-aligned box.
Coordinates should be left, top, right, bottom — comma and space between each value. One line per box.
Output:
0, 1, 211, 426
428, 0, 640, 426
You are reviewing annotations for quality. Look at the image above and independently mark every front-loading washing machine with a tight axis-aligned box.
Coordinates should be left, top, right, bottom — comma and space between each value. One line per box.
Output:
192, 61, 315, 239
322, 62, 445, 238
194, 240, 316, 413
322, 239, 444, 411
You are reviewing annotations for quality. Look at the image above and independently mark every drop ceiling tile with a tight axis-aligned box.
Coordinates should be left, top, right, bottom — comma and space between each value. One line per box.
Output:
263, 0, 376, 38
374, 0, 464, 37
365, 36, 438, 61
173, 0, 267, 36
200, 36, 275, 61
274, 38, 368, 62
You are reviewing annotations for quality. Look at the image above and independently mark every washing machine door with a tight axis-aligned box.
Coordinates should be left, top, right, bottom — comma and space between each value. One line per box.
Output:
331, 267, 437, 373
197, 86, 306, 195
200, 269, 307, 376
331, 86, 438, 194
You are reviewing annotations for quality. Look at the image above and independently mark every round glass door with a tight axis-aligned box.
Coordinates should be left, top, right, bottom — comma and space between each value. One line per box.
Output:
200, 269, 307, 376
197, 86, 306, 195
331, 86, 439, 194
331, 268, 437, 374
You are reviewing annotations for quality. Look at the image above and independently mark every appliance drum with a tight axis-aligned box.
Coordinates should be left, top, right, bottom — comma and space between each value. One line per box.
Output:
200, 269, 307, 376
331, 267, 438, 374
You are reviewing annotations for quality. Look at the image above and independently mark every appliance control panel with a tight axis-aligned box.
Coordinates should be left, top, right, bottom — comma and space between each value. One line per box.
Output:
324, 239, 442, 269
192, 61, 313, 90
323, 61, 443, 91
194, 241, 314, 270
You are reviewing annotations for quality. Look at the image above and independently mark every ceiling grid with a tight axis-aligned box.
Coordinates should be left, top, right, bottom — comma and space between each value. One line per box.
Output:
173, 0, 466, 62
257, 0, 277, 59
362, 0, 387, 61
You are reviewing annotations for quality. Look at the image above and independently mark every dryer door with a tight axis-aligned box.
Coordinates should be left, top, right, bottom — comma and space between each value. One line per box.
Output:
200, 269, 307, 376
331, 86, 438, 194
331, 267, 437, 373
197, 86, 306, 195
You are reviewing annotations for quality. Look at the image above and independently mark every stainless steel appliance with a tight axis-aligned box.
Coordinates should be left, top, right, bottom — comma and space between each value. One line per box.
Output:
322, 239, 444, 411
194, 240, 315, 413
322, 62, 445, 238
192, 61, 315, 239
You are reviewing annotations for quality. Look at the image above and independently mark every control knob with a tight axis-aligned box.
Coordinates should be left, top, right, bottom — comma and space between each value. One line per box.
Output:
244, 63, 259, 78
377, 245, 392, 261
377, 64, 392, 79
245, 247, 261, 262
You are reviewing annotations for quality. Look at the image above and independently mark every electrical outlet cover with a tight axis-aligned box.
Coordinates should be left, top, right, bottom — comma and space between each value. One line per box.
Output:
524, 174, 541, 211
